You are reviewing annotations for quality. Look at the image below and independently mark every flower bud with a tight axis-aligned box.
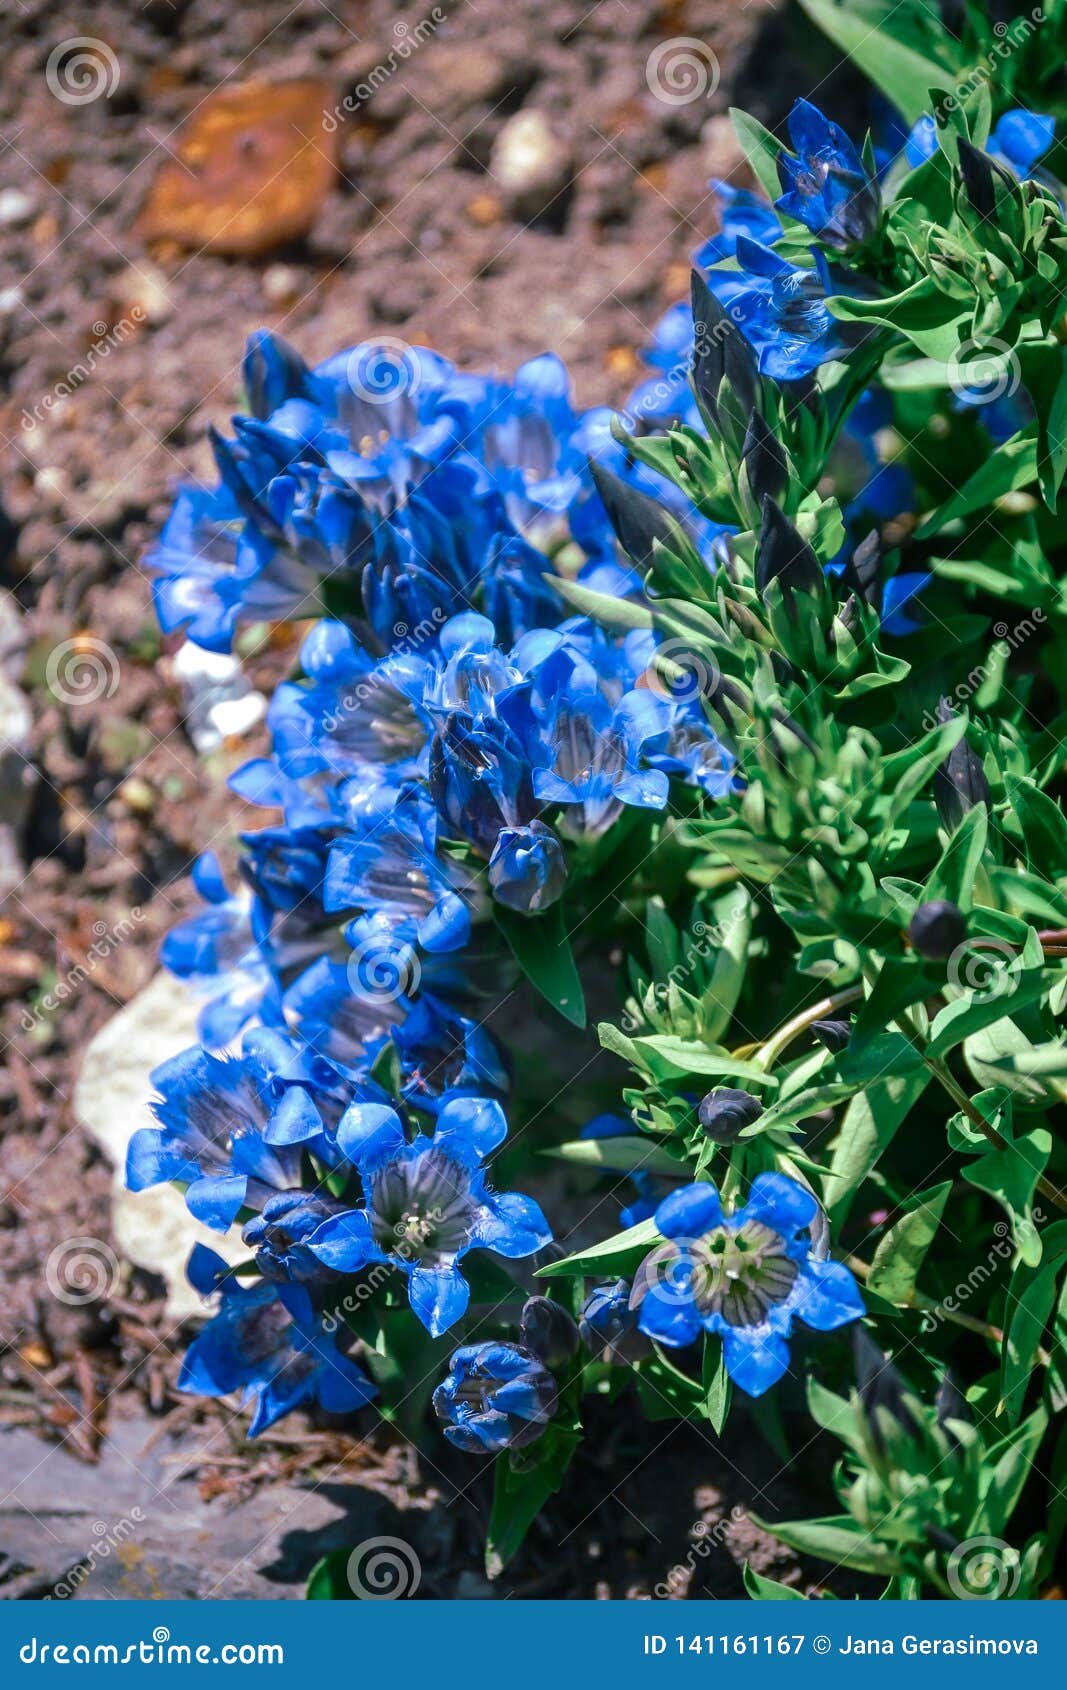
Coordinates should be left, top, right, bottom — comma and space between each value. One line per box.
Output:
908, 899, 966, 959
696, 1086, 763, 1144
519, 1295, 580, 1367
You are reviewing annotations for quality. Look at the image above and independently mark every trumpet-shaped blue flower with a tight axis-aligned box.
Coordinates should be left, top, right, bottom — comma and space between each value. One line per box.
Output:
325, 786, 474, 953
634, 1174, 864, 1396
776, 99, 880, 248
391, 993, 508, 1110
433, 1340, 557, 1453
127, 1043, 314, 1232
305, 1096, 550, 1336
180, 1245, 376, 1435
717, 239, 850, 382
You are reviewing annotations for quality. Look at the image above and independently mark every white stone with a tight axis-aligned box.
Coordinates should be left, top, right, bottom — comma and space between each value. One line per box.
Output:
74, 972, 246, 1321
490, 110, 572, 217
172, 639, 266, 754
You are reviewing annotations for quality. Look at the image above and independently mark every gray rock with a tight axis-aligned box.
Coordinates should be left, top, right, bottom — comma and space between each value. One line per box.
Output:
74, 971, 246, 1321
0, 1416, 406, 1599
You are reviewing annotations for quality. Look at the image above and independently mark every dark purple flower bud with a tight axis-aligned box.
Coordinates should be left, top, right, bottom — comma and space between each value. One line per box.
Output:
909, 899, 966, 959
934, 700, 991, 833
519, 1295, 580, 1367
812, 1018, 851, 1053
696, 1086, 763, 1144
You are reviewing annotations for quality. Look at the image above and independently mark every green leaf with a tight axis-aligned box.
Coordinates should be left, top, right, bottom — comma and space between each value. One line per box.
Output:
1005, 774, 1067, 880
915, 432, 1038, 539
830, 276, 968, 361
545, 1136, 684, 1177
866, 1180, 952, 1303
486, 1424, 581, 1578
537, 1216, 660, 1280
965, 1125, 1052, 1267
824, 1068, 931, 1227
922, 803, 988, 911
743, 1566, 807, 1600
628, 1034, 776, 1085
752, 1512, 896, 1575
926, 970, 1048, 1060
306, 1550, 356, 1600
549, 574, 654, 631
702, 1339, 732, 1435
1000, 1223, 1067, 1424
851, 958, 940, 1049
796, 0, 963, 124
494, 900, 586, 1028
729, 107, 783, 201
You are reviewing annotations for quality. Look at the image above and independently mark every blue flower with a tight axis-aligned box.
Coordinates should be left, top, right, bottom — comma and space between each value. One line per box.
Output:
160, 852, 273, 1046
304, 1096, 550, 1337
525, 648, 669, 837
243, 1191, 348, 1283
391, 994, 508, 1110
695, 181, 783, 268
268, 620, 434, 787
715, 239, 851, 382
283, 956, 407, 1078
579, 1279, 650, 1364
488, 820, 567, 913
127, 1043, 311, 1232
633, 1174, 864, 1396
433, 1340, 557, 1453
325, 786, 475, 953
179, 1245, 376, 1435
776, 99, 880, 248
906, 108, 1055, 181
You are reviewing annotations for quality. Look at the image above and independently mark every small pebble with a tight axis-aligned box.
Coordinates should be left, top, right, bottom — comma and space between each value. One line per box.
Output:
0, 188, 36, 229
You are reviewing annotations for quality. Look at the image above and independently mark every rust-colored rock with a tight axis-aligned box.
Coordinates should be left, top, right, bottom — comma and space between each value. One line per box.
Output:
135, 79, 338, 257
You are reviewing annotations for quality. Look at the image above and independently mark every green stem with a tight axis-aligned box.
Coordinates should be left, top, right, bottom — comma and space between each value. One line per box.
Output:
752, 984, 865, 1071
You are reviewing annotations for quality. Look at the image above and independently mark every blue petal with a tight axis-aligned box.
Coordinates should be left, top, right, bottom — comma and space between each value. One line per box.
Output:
655, 1183, 723, 1240
721, 1327, 792, 1397
408, 1265, 470, 1336
636, 1282, 702, 1347
306, 1209, 376, 1272
993, 109, 1054, 174
476, 1191, 552, 1258
434, 1095, 508, 1163
185, 1173, 249, 1233
792, 1259, 865, 1331
336, 1102, 407, 1172
737, 1172, 817, 1236
186, 1244, 229, 1297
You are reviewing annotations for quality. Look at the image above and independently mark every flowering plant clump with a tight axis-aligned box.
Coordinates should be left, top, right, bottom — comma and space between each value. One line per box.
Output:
135, 0, 1067, 1597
